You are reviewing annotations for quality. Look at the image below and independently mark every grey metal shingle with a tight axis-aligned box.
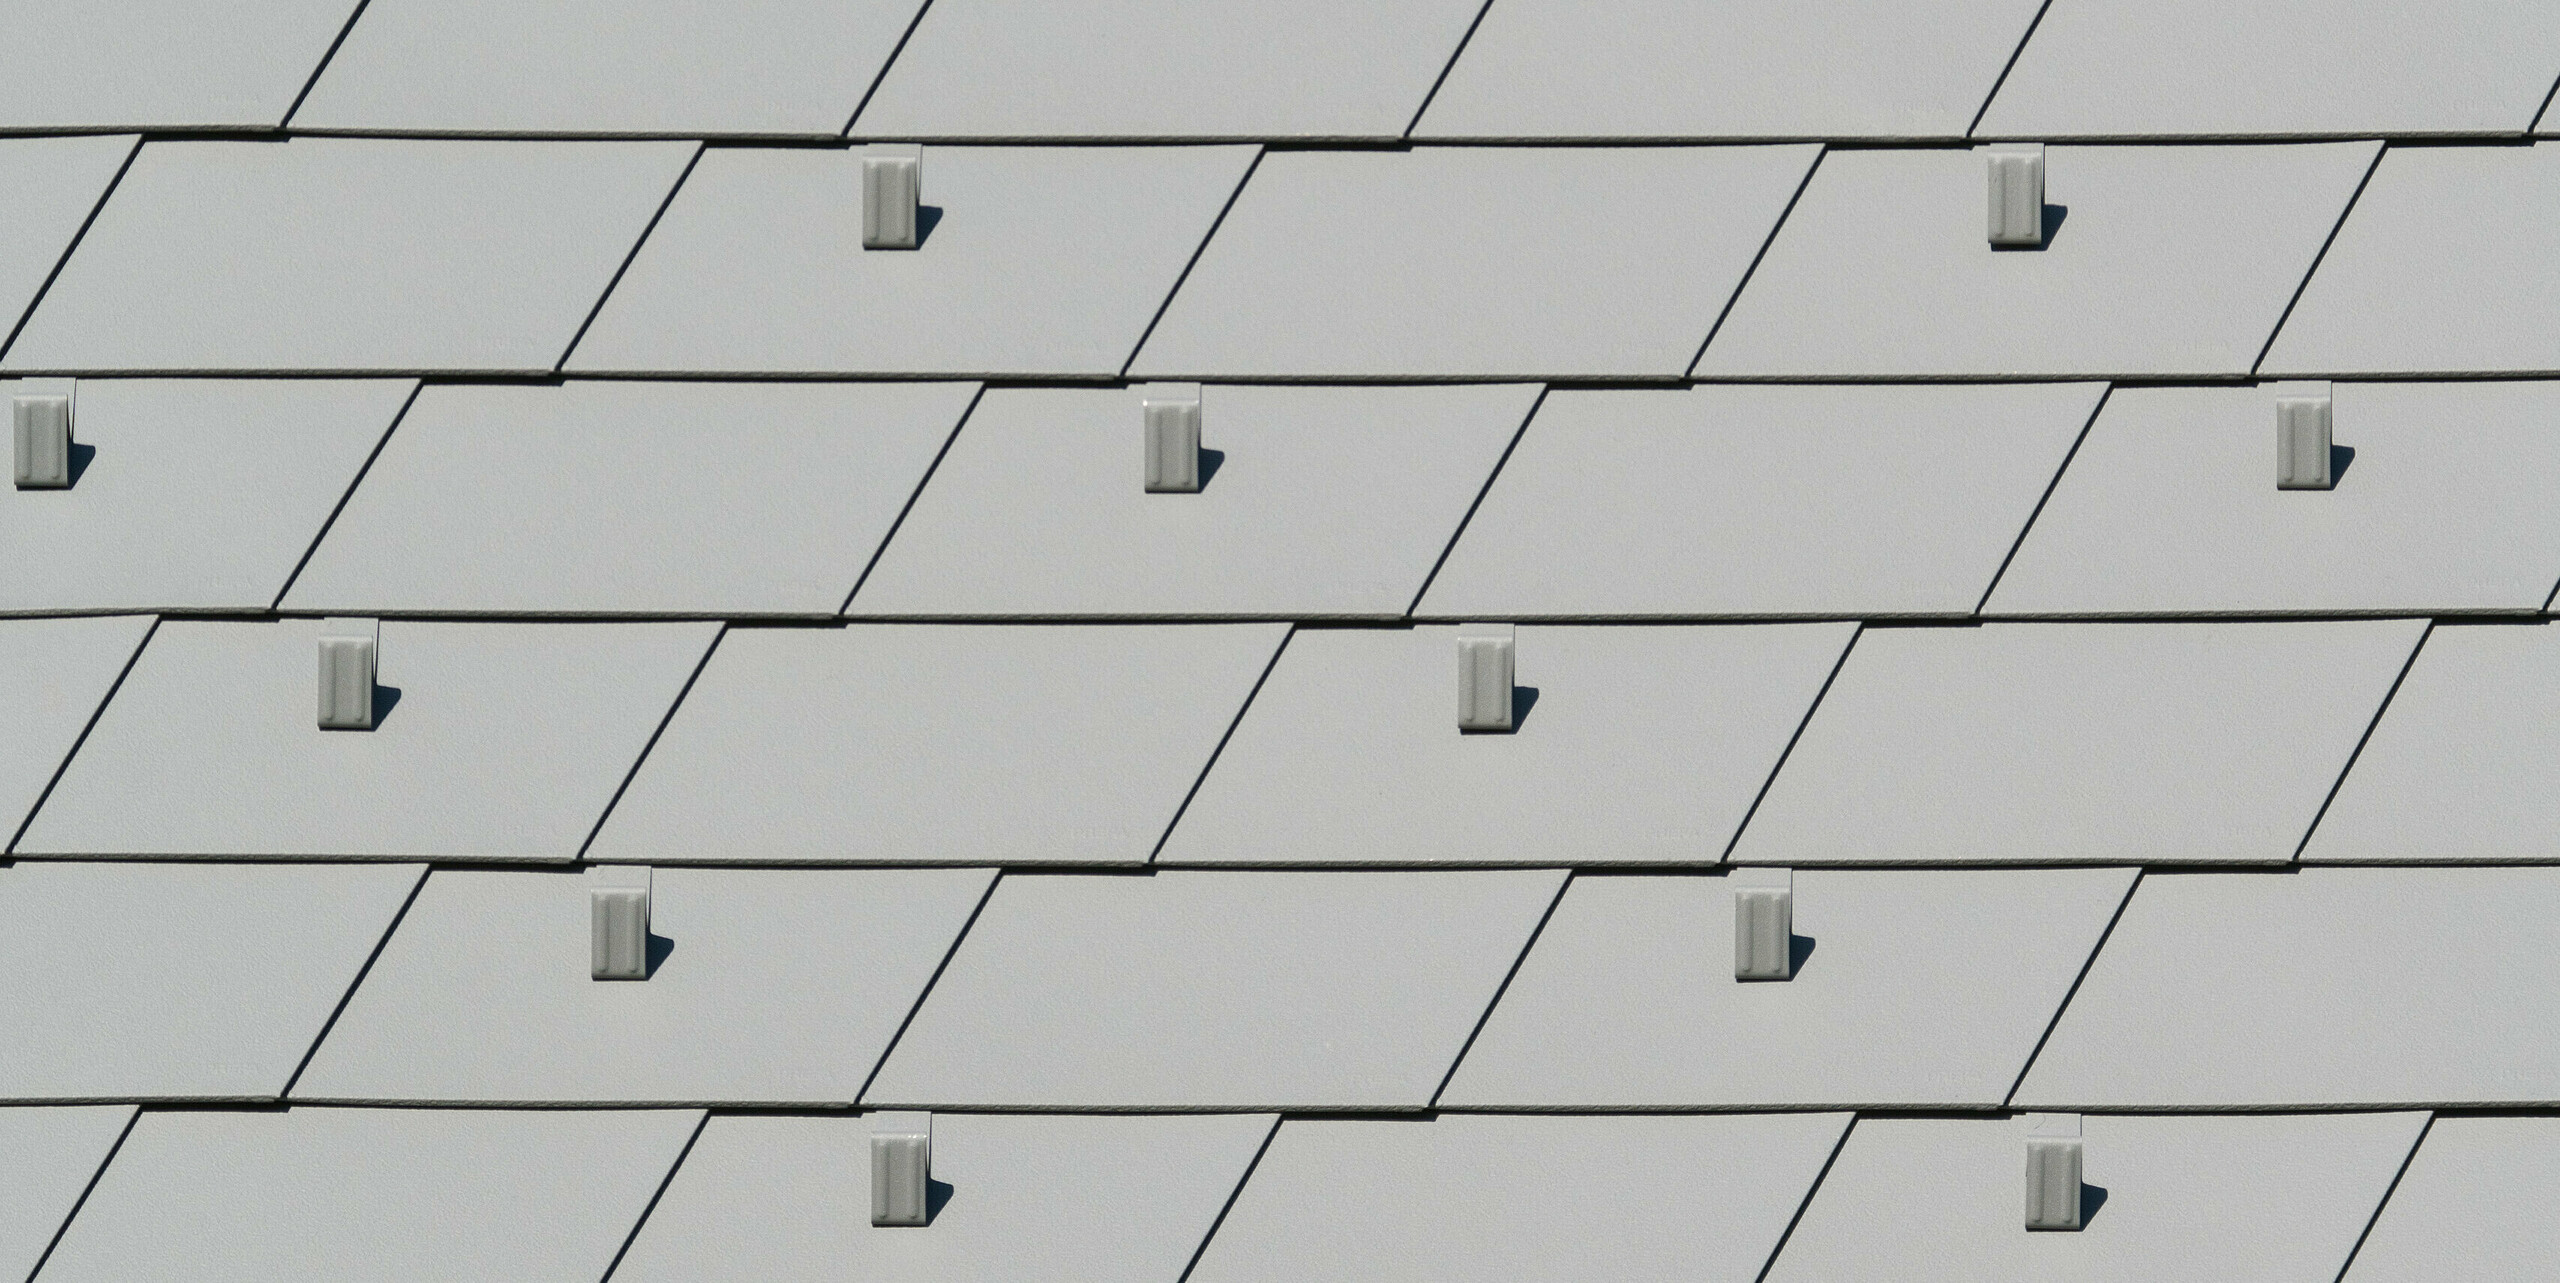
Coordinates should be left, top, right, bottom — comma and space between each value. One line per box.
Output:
2341, 1117, 2560, 1282
0, 3, 353, 130
0, 614, 153, 841
0, 1106, 132, 1281
0, 136, 140, 346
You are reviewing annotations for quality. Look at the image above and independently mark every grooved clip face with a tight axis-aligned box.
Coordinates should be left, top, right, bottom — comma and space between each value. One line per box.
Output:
316, 618, 380, 731
1732, 867, 1794, 981
1456, 623, 1517, 733
2274, 381, 2335, 491
1141, 383, 1202, 493
871, 1112, 934, 1227
2023, 1113, 2085, 1231
1986, 144, 2046, 248
863, 145, 923, 250
590, 866, 653, 981
12, 388, 72, 489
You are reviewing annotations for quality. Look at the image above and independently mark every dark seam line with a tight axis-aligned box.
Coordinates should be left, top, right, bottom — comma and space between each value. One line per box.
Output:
2327, 1113, 2434, 1283
1172, 1114, 1284, 1283
1966, 0, 2057, 137
1402, 384, 1546, 615
1716, 625, 1862, 862
279, 0, 375, 129
1428, 870, 1571, 1107
18, 1103, 142, 1283
1145, 627, 1296, 863
1402, 0, 1500, 138
1970, 383, 2112, 614
2291, 620, 2434, 861
838, 384, 986, 612
1683, 147, 1825, 377
853, 871, 1004, 1104
277, 864, 430, 1101
6, 615, 157, 855
266, 380, 422, 610
2532, 68, 2560, 135
1117, 148, 1265, 379
572, 625, 730, 861
0, 136, 141, 364
842, 0, 943, 136
2001, 868, 2144, 1106
596, 1110, 712, 1283
552, 142, 704, 372
1750, 1114, 1856, 1283
2251, 141, 2388, 375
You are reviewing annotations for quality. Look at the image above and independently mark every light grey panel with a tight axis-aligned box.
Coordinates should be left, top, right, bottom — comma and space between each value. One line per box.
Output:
1130, 146, 1821, 379
614, 1113, 1275, 1283
0, 137, 139, 344
2344, 1117, 2560, 1283
0, 380, 412, 613
292, 867, 993, 1105
866, 869, 1564, 1109
0, 615, 154, 842
293, 0, 919, 135
1162, 625, 1854, 866
284, 382, 974, 616
1417, 0, 2044, 139
852, 385, 1531, 618
856, 0, 1482, 139
0, 1106, 134, 1283
567, 145, 1258, 376
2020, 868, 2560, 1107
588, 624, 1285, 865
1731, 621, 2425, 865
1441, 869, 2134, 1108
5, 139, 695, 373
2308, 624, 2560, 862
38, 1107, 700, 1283
0, 862, 420, 1100
1697, 143, 2378, 378
1191, 1113, 1852, 1283
0, 3, 353, 128
1990, 385, 2560, 616
1421, 384, 2100, 618
1767, 1114, 2426, 1283
2263, 145, 2560, 376
1979, 0, 2560, 138
20, 620, 717, 860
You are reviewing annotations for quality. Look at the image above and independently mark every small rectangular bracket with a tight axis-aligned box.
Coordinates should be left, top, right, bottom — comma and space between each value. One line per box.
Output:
1141, 383, 1202, 493
2023, 1113, 2085, 1231
590, 866, 652, 981
1456, 623, 1516, 733
872, 1112, 934, 1227
2274, 381, 2334, 491
12, 380, 73, 489
862, 145, 922, 250
316, 618, 380, 731
1732, 867, 1794, 981
1986, 144, 2046, 247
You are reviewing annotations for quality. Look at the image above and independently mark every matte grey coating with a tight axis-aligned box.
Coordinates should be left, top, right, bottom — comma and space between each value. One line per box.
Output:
0, 2, 353, 129
1453, 622, 1515, 733
1987, 144, 2046, 246
0, 614, 154, 840
12, 394, 69, 488
2273, 384, 2333, 489
1130, 146, 1821, 378
1731, 621, 2425, 865
1139, 383, 1201, 494
1417, 0, 2044, 140
1766, 1113, 2428, 1283
0, 861, 421, 1101
2023, 1126, 2084, 1231
0, 137, 139, 342
20, 619, 718, 860
1989, 384, 2560, 615
1190, 1113, 1853, 1283
283, 381, 975, 616
861, 146, 922, 249
866, 869, 1565, 1108
1978, 0, 2560, 138
314, 629, 377, 731
1733, 867, 1794, 981
1162, 624, 1854, 866
869, 1114, 931, 1227
855, 0, 1483, 139
589, 885, 649, 981
1440, 869, 2135, 1108
1419, 384, 2099, 618
1697, 143, 2378, 378
2262, 145, 2560, 376
291, 867, 993, 1104
292, 0, 920, 136
2342, 1117, 2560, 1282
36, 1107, 701, 1283
589, 623, 1284, 865
4, 139, 695, 373
2018, 868, 2560, 1107
2307, 624, 2560, 862
614, 1112, 1276, 1283
0, 380, 413, 613
567, 145, 1258, 376
852, 385, 1532, 618
0, 1106, 134, 1283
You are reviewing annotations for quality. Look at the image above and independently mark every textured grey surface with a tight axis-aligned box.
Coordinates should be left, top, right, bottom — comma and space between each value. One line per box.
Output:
0, 1106, 133, 1283
866, 870, 1564, 1108
0, 137, 140, 343
2343, 1117, 2560, 1282
616, 1112, 1276, 1283
0, 615, 154, 839
0, 3, 352, 129
2307, 624, 2560, 861
284, 381, 975, 616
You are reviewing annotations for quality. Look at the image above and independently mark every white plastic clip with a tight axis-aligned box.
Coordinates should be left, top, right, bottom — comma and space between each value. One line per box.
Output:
12, 380, 73, 489
316, 618, 380, 731
2024, 1114, 2085, 1231
1986, 144, 2046, 247
1457, 623, 1517, 733
862, 145, 922, 250
1141, 383, 1202, 493
872, 1112, 934, 1227
1733, 867, 1794, 981
2274, 381, 2334, 491
590, 866, 652, 981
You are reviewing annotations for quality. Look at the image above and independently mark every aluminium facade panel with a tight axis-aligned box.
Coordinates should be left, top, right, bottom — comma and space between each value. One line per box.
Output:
2343, 1117, 2560, 1283
0, 136, 141, 348
0, 1106, 134, 1283
0, 2, 353, 130
0, 615, 154, 842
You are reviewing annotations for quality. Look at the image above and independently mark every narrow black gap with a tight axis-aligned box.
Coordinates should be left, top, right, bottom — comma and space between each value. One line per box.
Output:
2291, 621, 2434, 860
573, 625, 730, 860
1970, 383, 2112, 613
853, 871, 1005, 1104
1965, 0, 2057, 137
1402, 385, 1546, 615
2531, 67, 2560, 135
1116, 148, 1265, 379
1715, 625, 1862, 861
1172, 1114, 1284, 1283
1401, 0, 1500, 138
2001, 869, 2144, 1105
19, 1103, 142, 1283
1145, 628, 1296, 862
2326, 1113, 2434, 1283
597, 1110, 713, 1283
1428, 871, 1571, 1106
277, 865, 431, 1099
838, 384, 986, 612
841, 0, 944, 136
0, 137, 142, 363
6, 615, 157, 855
1683, 148, 1826, 376
1750, 1115, 1856, 1283
552, 143, 705, 371
2251, 141, 2388, 375
267, 380, 422, 609
279, 0, 375, 128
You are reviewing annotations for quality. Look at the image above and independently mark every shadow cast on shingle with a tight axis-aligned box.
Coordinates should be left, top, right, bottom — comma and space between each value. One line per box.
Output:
1992, 204, 2068, 252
